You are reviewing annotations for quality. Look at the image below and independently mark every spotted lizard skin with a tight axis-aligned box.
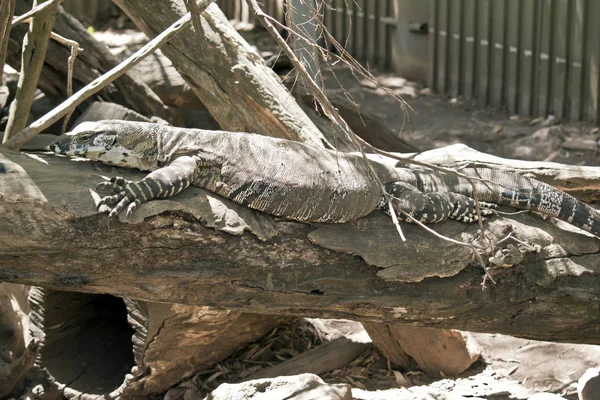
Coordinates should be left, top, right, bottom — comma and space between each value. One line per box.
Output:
51, 121, 600, 236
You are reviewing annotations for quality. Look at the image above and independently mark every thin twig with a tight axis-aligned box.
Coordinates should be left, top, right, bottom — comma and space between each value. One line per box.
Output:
50, 32, 83, 134
2, 0, 215, 151
11, 0, 62, 27
387, 197, 406, 242
185, 0, 206, 40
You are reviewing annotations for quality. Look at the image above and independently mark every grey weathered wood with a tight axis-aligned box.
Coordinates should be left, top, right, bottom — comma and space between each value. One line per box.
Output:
392, 144, 600, 192
0, 283, 37, 398
4, 0, 59, 143
112, 0, 330, 148
362, 323, 480, 376
122, 303, 280, 398
1, 148, 600, 344
24, 278, 281, 399
0, 0, 15, 70
7, 1, 168, 120
246, 336, 372, 380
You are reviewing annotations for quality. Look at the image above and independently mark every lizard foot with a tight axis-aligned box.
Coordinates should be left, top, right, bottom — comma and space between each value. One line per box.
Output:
449, 199, 497, 223
96, 177, 133, 194
96, 178, 148, 219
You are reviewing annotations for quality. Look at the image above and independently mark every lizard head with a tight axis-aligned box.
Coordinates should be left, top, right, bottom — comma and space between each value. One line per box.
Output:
51, 121, 161, 171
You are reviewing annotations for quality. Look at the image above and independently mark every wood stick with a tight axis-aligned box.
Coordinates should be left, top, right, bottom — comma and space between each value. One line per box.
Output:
3, 0, 61, 143
2, 0, 214, 151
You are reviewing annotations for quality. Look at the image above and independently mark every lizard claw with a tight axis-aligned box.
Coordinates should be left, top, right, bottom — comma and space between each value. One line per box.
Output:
125, 199, 142, 218
95, 177, 148, 219
96, 177, 132, 194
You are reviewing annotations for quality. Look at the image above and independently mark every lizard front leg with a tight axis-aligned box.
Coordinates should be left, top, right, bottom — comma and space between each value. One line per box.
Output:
97, 156, 202, 218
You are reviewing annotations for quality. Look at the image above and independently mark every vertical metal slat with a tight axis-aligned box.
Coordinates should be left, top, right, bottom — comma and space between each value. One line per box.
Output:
374, 0, 382, 68
386, 0, 394, 71
505, 0, 521, 114
552, 0, 570, 120
490, 0, 507, 106
475, 0, 491, 105
448, 0, 463, 98
585, 0, 599, 121
578, 0, 590, 120
428, 0, 439, 90
461, 0, 476, 99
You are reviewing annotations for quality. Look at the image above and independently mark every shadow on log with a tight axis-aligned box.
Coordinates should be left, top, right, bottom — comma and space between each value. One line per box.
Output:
26, 288, 281, 398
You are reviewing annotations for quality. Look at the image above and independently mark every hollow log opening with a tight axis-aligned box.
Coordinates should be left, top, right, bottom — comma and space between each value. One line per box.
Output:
35, 290, 135, 395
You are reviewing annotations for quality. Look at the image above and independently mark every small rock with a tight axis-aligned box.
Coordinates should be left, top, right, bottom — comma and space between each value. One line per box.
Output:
561, 139, 598, 152
204, 374, 352, 400
528, 393, 566, 400
359, 79, 378, 89
578, 368, 600, 400
377, 76, 407, 89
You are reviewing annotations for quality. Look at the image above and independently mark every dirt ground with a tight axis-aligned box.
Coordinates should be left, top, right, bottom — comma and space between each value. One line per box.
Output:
321, 65, 599, 166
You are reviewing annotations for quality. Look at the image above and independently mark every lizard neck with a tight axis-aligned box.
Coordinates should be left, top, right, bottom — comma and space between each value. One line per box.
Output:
155, 126, 223, 167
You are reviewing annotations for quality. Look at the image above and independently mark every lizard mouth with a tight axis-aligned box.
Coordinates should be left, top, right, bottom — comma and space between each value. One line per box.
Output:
50, 135, 86, 157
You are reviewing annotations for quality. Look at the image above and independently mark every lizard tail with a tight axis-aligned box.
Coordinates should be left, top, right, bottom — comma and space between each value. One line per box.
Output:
455, 168, 600, 237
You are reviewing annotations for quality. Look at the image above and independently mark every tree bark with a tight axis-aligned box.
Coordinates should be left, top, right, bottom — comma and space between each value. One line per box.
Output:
1, 147, 600, 345
112, 0, 330, 148
0, 0, 15, 70
28, 288, 281, 399
0, 283, 37, 398
4, 0, 60, 142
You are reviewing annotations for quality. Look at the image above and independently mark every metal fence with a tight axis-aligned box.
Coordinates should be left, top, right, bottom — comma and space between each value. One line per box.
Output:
219, 0, 397, 72
219, 0, 286, 26
220, 0, 600, 122
429, 0, 600, 122
321, 0, 397, 72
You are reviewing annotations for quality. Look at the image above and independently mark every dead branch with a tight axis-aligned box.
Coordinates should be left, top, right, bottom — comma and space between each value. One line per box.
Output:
7, 2, 170, 122
112, 0, 330, 147
10, 0, 55, 26
3, 0, 61, 143
2, 1, 214, 151
0, 0, 15, 70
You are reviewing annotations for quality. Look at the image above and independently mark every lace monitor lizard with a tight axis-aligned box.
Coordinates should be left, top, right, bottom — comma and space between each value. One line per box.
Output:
51, 120, 600, 236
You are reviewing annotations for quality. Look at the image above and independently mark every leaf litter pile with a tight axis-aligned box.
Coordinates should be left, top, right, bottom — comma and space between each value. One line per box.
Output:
163, 318, 421, 398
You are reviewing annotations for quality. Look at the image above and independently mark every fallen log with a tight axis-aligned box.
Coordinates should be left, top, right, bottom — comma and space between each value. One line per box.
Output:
1, 147, 600, 345
246, 335, 373, 381
28, 288, 280, 399
0, 283, 37, 398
